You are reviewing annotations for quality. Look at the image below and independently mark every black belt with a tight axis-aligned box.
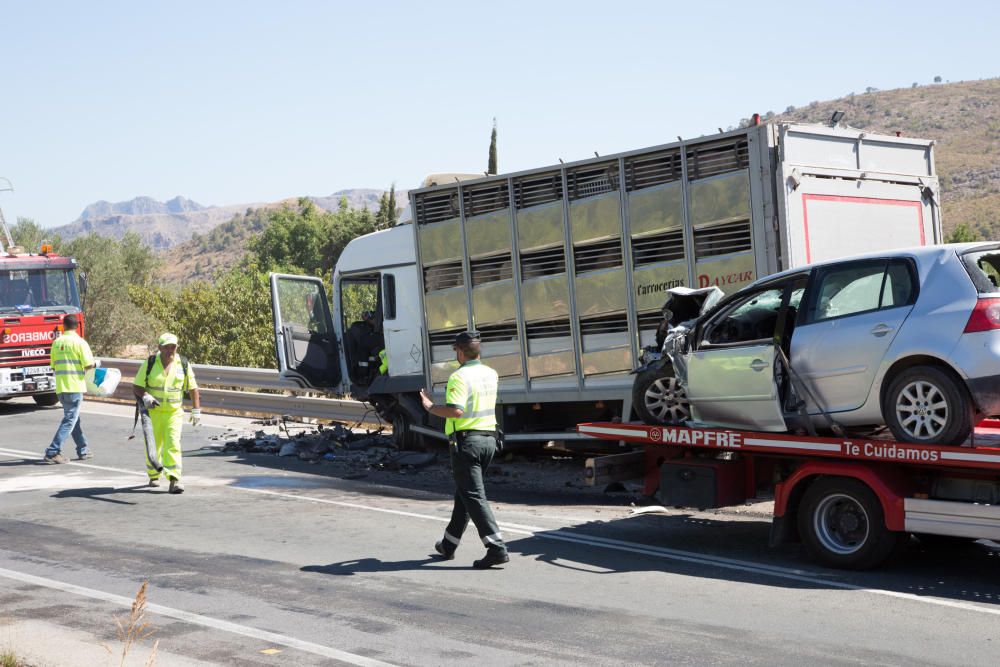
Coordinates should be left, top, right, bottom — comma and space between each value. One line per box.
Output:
455, 429, 495, 436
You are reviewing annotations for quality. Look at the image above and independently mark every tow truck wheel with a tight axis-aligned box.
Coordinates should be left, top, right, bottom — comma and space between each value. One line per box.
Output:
884, 365, 973, 445
632, 365, 690, 425
798, 477, 900, 570
32, 393, 59, 407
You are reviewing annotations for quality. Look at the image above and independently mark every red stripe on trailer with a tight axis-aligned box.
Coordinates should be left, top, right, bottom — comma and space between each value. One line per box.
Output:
577, 423, 1000, 472
800, 195, 926, 263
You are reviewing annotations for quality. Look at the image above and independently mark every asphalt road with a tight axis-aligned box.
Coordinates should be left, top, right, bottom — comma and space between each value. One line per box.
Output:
1, 398, 999, 666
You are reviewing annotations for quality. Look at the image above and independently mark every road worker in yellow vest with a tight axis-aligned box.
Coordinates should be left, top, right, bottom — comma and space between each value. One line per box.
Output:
132, 333, 201, 494
44, 314, 96, 464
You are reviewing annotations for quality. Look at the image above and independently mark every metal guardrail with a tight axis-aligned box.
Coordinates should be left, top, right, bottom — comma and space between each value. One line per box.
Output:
100, 358, 371, 423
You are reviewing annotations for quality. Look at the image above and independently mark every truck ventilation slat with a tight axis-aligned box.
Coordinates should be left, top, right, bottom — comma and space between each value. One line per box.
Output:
428, 328, 465, 346
514, 172, 563, 209
464, 182, 510, 217
686, 139, 750, 180
632, 230, 685, 266
625, 150, 683, 191
470, 254, 513, 286
579, 312, 629, 335
525, 318, 572, 340
521, 247, 566, 280
477, 322, 519, 342
574, 239, 623, 274
637, 310, 663, 331
415, 190, 460, 226
423, 262, 464, 291
694, 221, 752, 258
567, 164, 619, 200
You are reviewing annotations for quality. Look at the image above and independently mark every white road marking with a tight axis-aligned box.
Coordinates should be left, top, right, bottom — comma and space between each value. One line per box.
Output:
0, 566, 399, 667
3, 446, 1000, 618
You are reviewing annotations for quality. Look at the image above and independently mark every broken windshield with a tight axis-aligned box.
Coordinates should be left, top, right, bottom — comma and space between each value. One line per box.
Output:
962, 250, 1000, 294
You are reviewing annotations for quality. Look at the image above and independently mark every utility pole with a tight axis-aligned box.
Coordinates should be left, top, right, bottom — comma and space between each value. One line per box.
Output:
0, 177, 15, 253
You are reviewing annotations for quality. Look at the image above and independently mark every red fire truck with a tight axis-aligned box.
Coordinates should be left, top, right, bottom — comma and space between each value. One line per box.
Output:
0, 216, 86, 406
579, 420, 1000, 569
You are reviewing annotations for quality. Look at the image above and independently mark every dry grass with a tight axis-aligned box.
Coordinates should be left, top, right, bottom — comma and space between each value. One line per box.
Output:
107, 581, 159, 667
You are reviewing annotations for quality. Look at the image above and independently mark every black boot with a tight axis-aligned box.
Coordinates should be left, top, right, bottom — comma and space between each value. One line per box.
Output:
434, 540, 456, 560
473, 547, 509, 569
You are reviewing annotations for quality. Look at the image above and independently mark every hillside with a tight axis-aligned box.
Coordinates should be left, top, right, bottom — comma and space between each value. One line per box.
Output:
52, 189, 396, 251
156, 189, 409, 283
776, 78, 1000, 239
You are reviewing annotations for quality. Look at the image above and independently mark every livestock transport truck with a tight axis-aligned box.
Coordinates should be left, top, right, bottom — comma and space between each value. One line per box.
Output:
0, 217, 87, 406
270, 120, 942, 448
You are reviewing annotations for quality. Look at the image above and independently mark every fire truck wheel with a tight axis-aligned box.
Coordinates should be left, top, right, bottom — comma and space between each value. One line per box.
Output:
798, 477, 900, 570
884, 365, 973, 446
632, 366, 690, 425
32, 393, 60, 407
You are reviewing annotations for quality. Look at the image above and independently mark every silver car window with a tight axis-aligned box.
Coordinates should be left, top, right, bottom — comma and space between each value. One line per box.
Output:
705, 287, 785, 345
961, 250, 1000, 293
815, 265, 884, 321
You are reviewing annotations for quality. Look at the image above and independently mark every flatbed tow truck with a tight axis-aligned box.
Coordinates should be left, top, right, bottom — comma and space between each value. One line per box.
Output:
578, 420, 1000, 569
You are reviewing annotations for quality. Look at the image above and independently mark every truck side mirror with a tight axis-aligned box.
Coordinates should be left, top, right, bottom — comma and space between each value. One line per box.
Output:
78, 272, 88, 296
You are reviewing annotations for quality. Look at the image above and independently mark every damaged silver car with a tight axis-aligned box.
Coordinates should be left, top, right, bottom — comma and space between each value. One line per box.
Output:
633, 243, 1000, 445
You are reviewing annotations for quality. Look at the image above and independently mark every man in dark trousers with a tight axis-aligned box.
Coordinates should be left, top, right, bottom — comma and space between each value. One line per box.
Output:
420, 330, 508, 569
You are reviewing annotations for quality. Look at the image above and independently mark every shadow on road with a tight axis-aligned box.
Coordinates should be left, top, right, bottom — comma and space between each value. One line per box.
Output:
52, 484, 159, 505
302, 556, 477, 575
501, 513, 1000, 609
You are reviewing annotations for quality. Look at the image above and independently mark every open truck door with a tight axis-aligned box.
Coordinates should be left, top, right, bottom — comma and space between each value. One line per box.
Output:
270, 273, 342, 389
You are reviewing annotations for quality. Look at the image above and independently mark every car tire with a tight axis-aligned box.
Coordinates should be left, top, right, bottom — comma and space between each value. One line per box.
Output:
798, 477, 900, 570
884, 365, 973, 445
632, 365, 690, 425
33, 393, 59, 407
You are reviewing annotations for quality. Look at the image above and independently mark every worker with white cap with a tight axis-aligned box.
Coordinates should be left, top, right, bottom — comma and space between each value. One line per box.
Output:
132, 332, 200, 493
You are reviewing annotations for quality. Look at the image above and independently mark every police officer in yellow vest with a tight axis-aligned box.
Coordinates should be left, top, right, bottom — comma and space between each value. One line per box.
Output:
132, 333, 201, 494
44, 314, 96, 464
420, 330, 508, 569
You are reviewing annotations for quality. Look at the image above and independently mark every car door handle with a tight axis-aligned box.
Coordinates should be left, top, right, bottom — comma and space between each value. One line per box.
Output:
750, 359, 769, 372
870, 324, 895, 337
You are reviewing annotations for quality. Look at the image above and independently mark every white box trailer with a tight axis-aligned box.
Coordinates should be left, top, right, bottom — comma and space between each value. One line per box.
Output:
270, 121, 940, 448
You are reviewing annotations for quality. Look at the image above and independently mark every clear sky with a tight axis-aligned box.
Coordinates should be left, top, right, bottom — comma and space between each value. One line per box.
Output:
1, 0, 998, 228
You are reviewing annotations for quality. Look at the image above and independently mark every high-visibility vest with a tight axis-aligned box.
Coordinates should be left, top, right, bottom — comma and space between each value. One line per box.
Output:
135, 353, 198, 413
378, 349, 388, 374
444, 359, 498, 435
50, 330, 95, 394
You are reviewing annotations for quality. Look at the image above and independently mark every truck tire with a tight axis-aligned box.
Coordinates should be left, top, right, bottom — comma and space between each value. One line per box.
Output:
632, 365, 689, 425
392, 411, 423, 451
797, 477, 900, 570
883, 365, 973, 445
33, 393, 59, 407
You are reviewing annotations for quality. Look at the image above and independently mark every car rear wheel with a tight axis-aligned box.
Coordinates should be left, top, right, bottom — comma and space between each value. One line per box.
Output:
798, 477, 900, 570
884, 365, 973, 445
632, 365, 690, 425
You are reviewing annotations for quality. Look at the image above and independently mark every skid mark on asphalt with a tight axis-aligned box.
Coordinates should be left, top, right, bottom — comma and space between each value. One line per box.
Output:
3, 445, 1000, 619
0, 566, 398, 667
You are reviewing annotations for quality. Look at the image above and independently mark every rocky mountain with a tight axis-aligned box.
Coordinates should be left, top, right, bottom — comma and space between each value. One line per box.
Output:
52, 189, 399, 250
79, 195, 205, 220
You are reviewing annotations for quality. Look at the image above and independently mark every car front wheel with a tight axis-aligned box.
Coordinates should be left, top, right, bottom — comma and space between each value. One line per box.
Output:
632, 365, 690, 425
884, 365, 973, 445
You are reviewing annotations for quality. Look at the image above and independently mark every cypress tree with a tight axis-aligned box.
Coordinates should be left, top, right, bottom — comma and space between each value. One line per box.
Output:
488, 118, 498, 175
